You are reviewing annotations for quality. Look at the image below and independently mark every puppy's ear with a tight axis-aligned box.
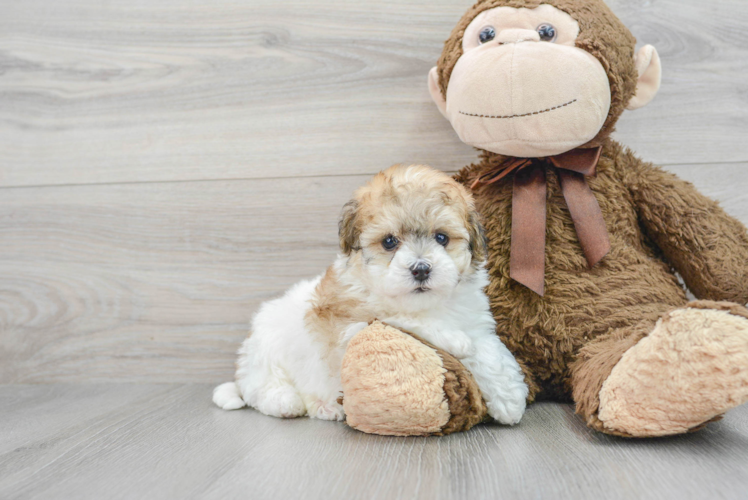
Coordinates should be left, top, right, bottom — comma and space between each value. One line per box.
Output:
339, 200, 361, 254
467, 210, 488, 263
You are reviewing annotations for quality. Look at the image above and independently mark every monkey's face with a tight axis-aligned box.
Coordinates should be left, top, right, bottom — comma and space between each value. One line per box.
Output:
429, 4, 660, 158
432, 5, 609, 157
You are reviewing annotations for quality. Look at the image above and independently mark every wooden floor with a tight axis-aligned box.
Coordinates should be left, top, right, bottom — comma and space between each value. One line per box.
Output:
0, 384, 746, 500
2, 0, 748, 498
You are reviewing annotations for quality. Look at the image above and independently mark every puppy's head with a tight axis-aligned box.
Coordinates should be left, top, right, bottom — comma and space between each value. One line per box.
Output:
339, 165, 487, 311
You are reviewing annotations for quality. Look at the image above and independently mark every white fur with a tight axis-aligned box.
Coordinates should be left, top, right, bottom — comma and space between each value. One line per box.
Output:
375, 267, 528, 424
217, 277, 345, 420
214, 258, 528, 424
213, 172, 528, 425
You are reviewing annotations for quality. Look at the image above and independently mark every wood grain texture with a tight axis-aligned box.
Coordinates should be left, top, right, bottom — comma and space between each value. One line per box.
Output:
1, 164, 746, 383
1, 0, 747, 188
2, 1, 748, 496
0, 175, 363, 383
1, 384, 747, 500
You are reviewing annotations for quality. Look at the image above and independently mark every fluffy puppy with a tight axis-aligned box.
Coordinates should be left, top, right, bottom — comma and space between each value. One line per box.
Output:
213, 165, 528, 424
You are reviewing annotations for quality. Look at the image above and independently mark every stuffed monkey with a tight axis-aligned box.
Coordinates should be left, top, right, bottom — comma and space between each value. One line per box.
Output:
342, 0, 748, 437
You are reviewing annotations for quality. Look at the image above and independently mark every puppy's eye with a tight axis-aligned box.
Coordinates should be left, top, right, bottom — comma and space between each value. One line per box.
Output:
435, 233, 449, 246
381, 235, 399, 251
479, 26, 496, 44
536, 23, 557, 42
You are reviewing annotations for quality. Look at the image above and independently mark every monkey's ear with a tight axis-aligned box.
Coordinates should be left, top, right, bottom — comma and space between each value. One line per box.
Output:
339, 200, 361, 255
467, 210, 488, 263
626, 45, 661, 111
428, 67, 448, 118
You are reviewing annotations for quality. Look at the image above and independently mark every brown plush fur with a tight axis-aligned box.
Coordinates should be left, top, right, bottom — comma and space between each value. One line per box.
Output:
685, 300, 748, 320
410, 332, 489, 435
338, 0, 748, 437
598, 304, 748, 436
436, 0, 637, 147
341, 322, 488, 436
570, 318, 652, 436
453, 139, 748, 428
434, 0, 748, 435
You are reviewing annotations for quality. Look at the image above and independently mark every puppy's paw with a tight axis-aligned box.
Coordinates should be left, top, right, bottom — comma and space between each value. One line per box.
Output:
441, 331, 475, 359
309, 399, 346, 421
213, 382, 246, 410
256, 386, 307, 418
485, 382, 528, 425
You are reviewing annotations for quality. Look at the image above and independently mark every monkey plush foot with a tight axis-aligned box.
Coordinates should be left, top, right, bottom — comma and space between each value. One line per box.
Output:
340, 321, 488, 436
598, 302, 748, 437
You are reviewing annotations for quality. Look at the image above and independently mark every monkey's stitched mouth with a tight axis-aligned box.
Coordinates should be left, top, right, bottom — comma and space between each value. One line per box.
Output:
459, 99, 577, 119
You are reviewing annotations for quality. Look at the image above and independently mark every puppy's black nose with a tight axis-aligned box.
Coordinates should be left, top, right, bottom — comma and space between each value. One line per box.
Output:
410, 262, 431, 282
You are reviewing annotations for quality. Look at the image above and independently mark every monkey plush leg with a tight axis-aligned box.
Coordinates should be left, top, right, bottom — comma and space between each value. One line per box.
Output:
340, 321, 488, 436
572, 301, 748, 437
570, 319, 653, 436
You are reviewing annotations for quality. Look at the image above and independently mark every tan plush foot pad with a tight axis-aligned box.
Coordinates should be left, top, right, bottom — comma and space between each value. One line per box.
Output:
340, 321, 487, 436
598, 304, 748, 437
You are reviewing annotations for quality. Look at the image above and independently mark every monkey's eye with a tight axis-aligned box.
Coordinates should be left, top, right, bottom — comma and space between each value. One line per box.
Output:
435, 233, 449, 246
537, 23, 557, 42
382, 235, 399, 251
479, 26, 496, 44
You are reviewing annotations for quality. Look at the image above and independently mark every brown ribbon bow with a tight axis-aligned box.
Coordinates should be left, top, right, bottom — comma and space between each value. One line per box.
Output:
471, 147, 610, 296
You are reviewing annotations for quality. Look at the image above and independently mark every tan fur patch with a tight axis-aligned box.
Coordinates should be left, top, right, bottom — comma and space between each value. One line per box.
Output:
305, 266, 367, 375
598, 306, 748, 437
341, 322, 451, 436
340, 164, 486, 265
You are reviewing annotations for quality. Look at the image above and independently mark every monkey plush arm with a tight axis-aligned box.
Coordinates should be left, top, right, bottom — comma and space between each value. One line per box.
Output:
620, 148, 748, 303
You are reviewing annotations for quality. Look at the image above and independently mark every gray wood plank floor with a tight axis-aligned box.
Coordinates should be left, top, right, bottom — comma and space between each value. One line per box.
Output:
0, 384, 747, 500
2, 0, 748, 498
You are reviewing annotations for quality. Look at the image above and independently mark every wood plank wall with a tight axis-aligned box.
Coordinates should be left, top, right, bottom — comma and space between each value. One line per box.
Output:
1, 0, 747, 382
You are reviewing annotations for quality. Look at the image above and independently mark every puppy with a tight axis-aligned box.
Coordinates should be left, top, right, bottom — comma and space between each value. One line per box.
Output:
213, 165, 528, 424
